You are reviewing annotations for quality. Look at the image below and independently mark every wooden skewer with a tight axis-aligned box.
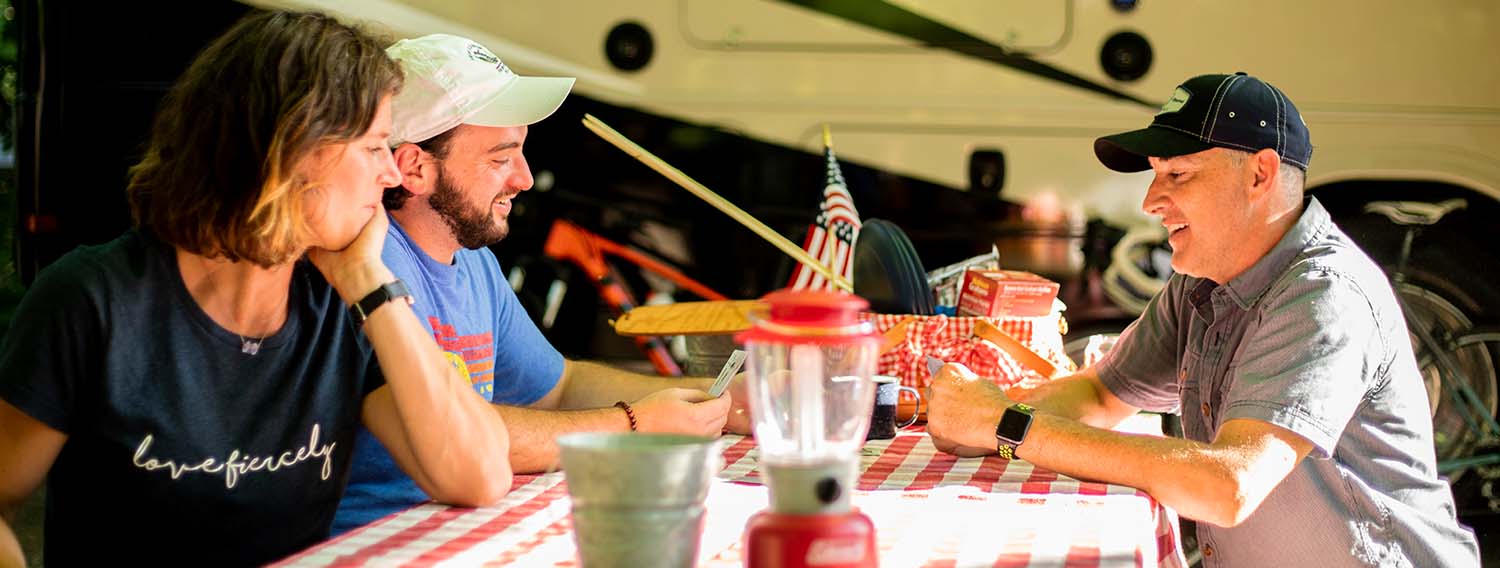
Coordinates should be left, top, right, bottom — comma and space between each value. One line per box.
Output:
973, 320, 1059, 379
582, 114, 854, 292
879, 316, 914, 355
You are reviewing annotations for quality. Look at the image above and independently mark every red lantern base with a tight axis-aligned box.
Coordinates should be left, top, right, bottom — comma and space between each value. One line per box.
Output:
744, 509, 877, 567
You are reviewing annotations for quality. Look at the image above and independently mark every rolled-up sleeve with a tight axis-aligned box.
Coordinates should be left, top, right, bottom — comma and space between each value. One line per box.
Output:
1094, 275, 1187, 414
1222, 265, 1381, 458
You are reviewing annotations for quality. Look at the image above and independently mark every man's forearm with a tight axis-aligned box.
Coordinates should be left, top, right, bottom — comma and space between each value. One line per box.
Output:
493, 404, 633, 473
938, 369, 1264, 527
1012, 369, 1135, 429
1014, 414, 1287, 528
556, 361, 712, 410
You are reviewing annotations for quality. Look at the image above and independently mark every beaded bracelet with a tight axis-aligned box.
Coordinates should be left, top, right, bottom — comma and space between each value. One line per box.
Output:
613, 400, 638, 431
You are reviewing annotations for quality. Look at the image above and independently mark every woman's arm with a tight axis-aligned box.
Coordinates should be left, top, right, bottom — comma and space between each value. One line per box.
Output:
0, 517, 21, 568
0, 399, 66, 568
310, 210, 512, 507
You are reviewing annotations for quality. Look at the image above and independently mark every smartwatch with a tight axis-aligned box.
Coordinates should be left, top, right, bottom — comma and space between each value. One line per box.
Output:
350, 280, 414, 326
994, 403, 1035, 459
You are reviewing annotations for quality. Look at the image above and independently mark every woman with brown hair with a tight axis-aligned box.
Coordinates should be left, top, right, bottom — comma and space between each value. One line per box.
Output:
0, 10, 511, 566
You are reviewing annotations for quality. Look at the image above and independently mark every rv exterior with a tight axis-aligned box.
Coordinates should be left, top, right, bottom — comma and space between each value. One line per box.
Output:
257, 0, 1500, 508
263, 0, 1500, 222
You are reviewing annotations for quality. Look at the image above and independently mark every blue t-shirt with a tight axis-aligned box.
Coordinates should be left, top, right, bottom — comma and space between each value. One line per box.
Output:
333, 217, 565, 533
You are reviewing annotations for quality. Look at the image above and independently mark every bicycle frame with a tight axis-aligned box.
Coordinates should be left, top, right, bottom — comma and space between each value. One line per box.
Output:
1400, 282, 1500, 473
1380, 215, 1500, 473
539, 219, 729, 376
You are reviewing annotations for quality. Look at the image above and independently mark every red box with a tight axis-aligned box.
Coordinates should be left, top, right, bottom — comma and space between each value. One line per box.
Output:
956, 269, 1059, 317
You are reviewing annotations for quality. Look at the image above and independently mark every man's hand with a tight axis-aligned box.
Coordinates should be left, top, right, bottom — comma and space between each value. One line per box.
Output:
722, 372, 753, 435
632, 388, 731, 436
930, 435, 996, 458
925, 362, 1011, 457
307, 205, 394, 305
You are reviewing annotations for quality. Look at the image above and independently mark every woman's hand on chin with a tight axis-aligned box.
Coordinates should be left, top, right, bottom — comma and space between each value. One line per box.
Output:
308, 205, 395, 305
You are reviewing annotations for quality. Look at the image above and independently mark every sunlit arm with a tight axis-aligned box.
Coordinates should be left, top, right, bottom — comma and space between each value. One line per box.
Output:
496, 360, 727, 473
1009, 368, 1141, 428
0, 516, 20, 568
1019, 415, 1313, 527
350, 264, 512, 507
0, 400, 66, 568
543, 360, 712, 410
944, 367, 1314, 527
490, 405, 629, 474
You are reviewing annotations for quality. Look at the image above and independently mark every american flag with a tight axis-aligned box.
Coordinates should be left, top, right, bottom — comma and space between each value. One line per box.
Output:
788, 134, 861, 291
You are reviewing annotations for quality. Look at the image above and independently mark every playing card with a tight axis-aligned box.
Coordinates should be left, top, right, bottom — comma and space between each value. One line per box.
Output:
927, 355, 945, 377
709, 349, 746, 397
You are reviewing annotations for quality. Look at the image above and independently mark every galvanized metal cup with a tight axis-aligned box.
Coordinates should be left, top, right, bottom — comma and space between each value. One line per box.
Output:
557, 432, 722, 568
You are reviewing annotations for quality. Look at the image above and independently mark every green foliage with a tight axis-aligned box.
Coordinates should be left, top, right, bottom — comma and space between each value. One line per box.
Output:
0, 0, 15, 152
0, 0, 20, 338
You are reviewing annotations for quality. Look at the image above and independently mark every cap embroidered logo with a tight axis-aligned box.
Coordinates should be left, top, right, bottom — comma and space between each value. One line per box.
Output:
466, 43, 499, 65
385, 34, 575, 145
1093, 72, 1312, 172
1158, 87, 1190, 115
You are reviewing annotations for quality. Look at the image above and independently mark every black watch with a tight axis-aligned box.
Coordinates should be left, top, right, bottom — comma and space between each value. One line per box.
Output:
995, 403, 1035, 459
350, 280, 414, 326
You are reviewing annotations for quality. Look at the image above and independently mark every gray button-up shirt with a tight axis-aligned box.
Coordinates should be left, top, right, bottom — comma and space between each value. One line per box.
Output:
1095, 198, 1479, 567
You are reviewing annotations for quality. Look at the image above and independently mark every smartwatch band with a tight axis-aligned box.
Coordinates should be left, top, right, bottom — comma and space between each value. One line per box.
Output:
995, 402, 1036, 459
350, 280, 414, 326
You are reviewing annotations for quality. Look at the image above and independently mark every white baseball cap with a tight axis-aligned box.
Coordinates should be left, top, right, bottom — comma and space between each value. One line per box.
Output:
386, 34, 575, 146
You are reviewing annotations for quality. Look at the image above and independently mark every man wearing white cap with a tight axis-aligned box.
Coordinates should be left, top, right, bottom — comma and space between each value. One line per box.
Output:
332, 34, 741, 533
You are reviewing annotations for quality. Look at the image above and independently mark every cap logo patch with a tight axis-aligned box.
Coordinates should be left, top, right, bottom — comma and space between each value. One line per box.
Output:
1158, 87, 1190, 116
466, 43, 498, 64
465, 43, 512, 75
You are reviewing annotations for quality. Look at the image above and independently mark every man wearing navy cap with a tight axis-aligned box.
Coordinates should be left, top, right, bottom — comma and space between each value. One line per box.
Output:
927, 73, 1479, 566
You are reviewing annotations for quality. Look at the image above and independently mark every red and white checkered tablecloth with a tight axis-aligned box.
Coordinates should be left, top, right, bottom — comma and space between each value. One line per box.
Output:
278, 433, 1185, 567
863, 313, 1075, 392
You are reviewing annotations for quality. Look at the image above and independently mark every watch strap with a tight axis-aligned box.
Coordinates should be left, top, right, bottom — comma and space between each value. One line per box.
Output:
995, 402, 1035, 459
350, 280, 414, 326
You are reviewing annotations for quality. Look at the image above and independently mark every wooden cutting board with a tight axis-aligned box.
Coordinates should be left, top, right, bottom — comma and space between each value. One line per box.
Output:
615, 303, 1056, 378
612, 300, 765, 336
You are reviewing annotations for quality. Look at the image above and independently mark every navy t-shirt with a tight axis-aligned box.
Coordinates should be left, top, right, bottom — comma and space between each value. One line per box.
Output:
0, 231, 385, 566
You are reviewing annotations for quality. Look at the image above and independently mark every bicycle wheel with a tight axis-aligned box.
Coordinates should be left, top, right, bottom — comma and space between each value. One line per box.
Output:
1339, 213, 1500, 487
1403, 283, 1499, 481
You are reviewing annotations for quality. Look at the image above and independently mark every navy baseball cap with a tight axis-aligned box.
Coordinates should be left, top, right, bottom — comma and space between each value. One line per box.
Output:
1095, 72, 1312, 172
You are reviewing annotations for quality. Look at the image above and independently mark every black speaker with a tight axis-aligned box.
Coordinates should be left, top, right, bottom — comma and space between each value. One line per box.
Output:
1100, 31, 1152, 82
969, 149, 1006, 195
604, 21, 654, 72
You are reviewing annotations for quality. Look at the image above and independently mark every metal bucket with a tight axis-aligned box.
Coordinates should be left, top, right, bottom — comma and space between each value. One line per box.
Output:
683, 334, 739, 377
557, 433, 722, 568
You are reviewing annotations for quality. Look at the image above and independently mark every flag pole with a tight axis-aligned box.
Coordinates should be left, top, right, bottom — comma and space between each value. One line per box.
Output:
582, 114, 854, 292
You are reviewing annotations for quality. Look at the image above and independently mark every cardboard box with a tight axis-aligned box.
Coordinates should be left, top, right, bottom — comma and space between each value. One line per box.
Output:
956, 269, 1059, 317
